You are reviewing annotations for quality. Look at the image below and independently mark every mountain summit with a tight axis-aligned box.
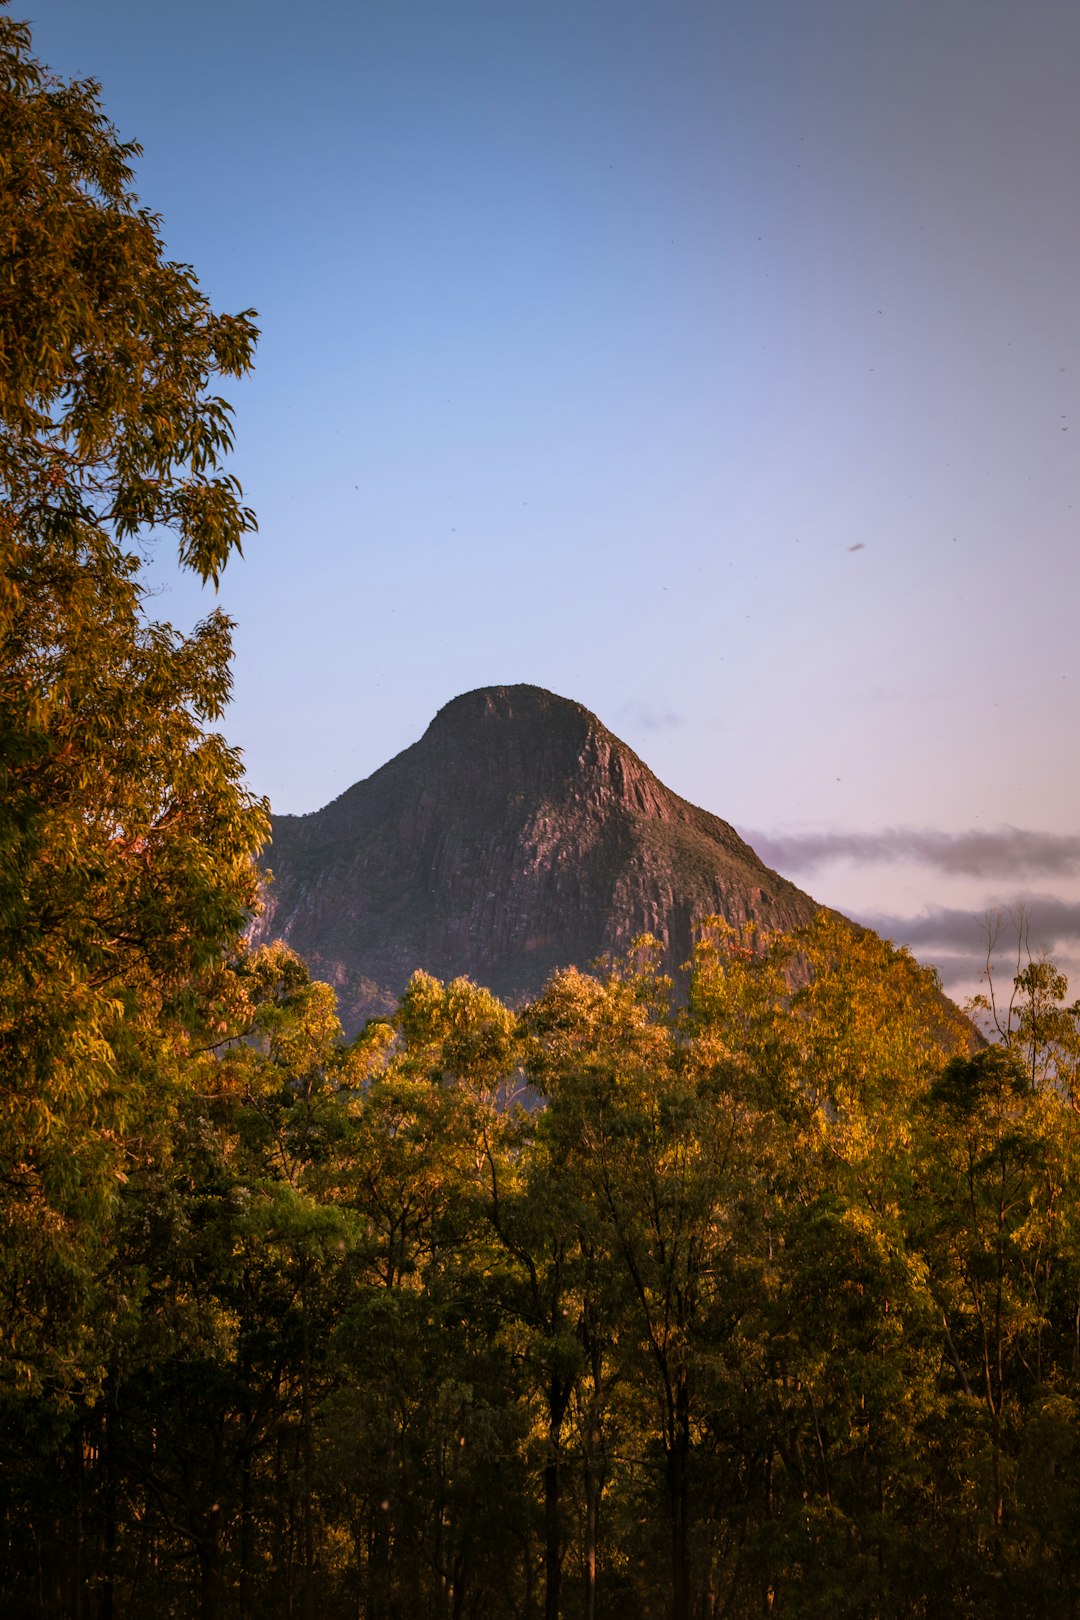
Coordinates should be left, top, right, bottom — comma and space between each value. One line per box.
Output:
253, 685, 821, 1029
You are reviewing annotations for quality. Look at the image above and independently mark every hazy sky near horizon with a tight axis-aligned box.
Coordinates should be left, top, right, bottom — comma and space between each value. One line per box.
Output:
29, 0, 1080, 991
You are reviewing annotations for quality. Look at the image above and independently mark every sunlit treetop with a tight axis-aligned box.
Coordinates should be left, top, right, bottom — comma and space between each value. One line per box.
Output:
0, 5, 257, 585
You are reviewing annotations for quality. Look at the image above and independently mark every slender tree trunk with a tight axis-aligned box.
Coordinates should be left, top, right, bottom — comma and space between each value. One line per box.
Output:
38, 1514, 57, 1618
199, 1517, 221, 1620
434, 1446, 451, 1620
451, 1550, 469, 1620
583, 1474, 599, 1620
240, 1437, 254, 1617
369, 1413, 394, 1620
517, 1530, 537, 1620
72, 1420, 85, 1620
300, 1267, 316, 1620
99, 1385, 117, 1620
667, 1370, 692, 1620
582, 1320, 604, 1620
544, 1455, 561, 1620
275, 1432, 295, 1620
544, 1370, 572, 1620
370, 1502, 391, 1620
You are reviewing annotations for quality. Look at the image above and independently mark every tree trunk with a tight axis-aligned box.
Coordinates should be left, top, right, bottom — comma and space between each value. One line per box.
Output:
544, 1371, 571, 1620
369, 1414, 394, 1620
72, 1420, 85, 1620
582, 1313, 604, 1620
240, 1439, 254, 1617
583, 1466, 599, 1620
198, 1517, 221, 1620
300, 1268, 316, 1620
99, 1386, 117, 1620
667, 1370, 692, 1620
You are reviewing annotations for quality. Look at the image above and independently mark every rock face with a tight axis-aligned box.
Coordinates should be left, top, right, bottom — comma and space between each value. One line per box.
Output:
252, 685, 822, 1030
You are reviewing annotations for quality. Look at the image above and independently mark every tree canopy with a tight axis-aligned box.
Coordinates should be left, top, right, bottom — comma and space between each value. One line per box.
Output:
0, 5, 267, 1393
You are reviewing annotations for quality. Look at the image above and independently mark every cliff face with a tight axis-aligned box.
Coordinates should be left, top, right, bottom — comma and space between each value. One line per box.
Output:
252, 685, 821, 1030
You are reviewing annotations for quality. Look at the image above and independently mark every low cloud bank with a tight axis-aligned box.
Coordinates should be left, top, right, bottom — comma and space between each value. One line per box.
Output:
748, 826, 1080, 880
857, 894, 1080, 960
851, 898, 1080, 996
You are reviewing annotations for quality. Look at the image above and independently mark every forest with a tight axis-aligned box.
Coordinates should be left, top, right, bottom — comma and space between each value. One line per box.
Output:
4, 8, 1080, 1617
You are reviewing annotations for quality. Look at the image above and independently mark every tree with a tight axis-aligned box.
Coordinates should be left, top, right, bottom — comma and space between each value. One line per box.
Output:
916, 1010, 1080, 1613
967, 915, 1080, 1097
327, 974, 526, 1620
0, 7, 266, 1394
479, 1042, 589, 1620
525, 938, 779, 1620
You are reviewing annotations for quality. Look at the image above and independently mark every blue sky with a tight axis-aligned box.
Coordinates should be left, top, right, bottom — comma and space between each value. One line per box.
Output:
28, 0, 1080, 991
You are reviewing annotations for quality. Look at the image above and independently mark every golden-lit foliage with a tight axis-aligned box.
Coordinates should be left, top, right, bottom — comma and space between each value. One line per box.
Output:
0, 4, 267, 1394
7, 905, 1080, 1618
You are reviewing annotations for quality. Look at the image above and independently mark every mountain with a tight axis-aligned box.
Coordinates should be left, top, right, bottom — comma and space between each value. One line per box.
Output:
252, 685, 829, 1031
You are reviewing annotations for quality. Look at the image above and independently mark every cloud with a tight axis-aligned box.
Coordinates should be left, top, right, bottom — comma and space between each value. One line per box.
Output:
746, 826, 1080, 880
857, 895, 1080, 956
849, 896, 1080, 994
617, 701, 684, 733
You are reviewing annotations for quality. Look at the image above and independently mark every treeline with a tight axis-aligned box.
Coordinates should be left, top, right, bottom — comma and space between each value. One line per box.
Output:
4, 919, 1080, 1619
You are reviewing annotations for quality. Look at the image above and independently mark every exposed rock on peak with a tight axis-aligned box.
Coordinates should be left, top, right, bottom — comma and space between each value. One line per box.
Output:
252, 685, 820, 1030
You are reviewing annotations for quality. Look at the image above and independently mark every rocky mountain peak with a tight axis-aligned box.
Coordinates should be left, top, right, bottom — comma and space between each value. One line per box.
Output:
414, 685, 674, 817
252, 685, 820, 1031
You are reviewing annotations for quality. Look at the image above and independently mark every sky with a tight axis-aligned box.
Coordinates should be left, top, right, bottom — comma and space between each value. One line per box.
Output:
28, 0, 1080, 997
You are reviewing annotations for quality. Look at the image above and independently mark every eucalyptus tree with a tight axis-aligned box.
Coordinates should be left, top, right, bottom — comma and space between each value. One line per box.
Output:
326, 972, 527, 1620
525, 936, 787, 1620
0, 6, 266, 1396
